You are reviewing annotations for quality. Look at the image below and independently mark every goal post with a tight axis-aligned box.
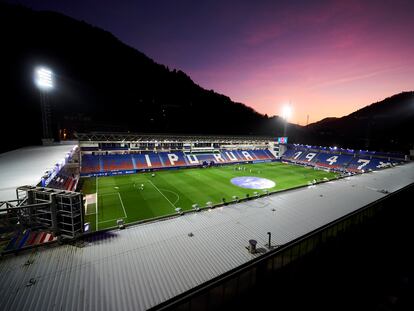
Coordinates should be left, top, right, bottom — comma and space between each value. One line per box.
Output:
84, 193, 97, 216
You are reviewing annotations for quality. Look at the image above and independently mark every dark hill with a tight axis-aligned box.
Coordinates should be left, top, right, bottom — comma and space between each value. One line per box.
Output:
0, 3, 298, 152
307, 117, 338, 127
1, 3, 412, 153
306, 92, 414, 151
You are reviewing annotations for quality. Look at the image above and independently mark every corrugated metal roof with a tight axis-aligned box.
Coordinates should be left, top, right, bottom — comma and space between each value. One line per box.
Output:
1, 163, 413, 311
0, 144, 76, 201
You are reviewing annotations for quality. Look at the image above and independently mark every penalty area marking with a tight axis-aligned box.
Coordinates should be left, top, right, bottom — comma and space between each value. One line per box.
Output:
100, 192, 124, 196
118, 192, 127, 218
148, 180, 176, 209
96, 192, 128, 225
159, 188, 180, 205
99, 218, 125, 224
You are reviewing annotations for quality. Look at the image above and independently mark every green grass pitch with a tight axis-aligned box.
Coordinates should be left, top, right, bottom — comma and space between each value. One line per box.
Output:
81, 162, 338, 231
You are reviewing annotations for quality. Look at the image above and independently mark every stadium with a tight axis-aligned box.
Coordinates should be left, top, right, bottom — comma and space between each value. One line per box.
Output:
76, 133, 405, 231
1, 131, 413, 310
2, 1, 414, 309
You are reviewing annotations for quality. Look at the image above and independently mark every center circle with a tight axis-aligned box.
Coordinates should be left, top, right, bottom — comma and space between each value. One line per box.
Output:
231, 176, 276, 189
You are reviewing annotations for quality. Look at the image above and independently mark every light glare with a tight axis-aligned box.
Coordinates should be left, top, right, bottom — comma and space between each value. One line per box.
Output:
35, 67, 53, 90
282, 105, 292, 120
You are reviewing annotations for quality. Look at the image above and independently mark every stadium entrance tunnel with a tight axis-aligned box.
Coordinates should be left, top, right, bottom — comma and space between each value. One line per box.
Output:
231, 177, 276, 189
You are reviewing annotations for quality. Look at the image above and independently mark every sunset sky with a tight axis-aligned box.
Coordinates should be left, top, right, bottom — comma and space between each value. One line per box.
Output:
10, 0, 414, 124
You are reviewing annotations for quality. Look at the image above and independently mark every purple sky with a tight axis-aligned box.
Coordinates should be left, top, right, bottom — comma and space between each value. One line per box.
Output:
9, 0, 414, 124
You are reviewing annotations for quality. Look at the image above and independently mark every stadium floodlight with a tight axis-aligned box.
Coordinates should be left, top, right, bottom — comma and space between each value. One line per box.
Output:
35, 67, 53, 90
34, 66, 54, 141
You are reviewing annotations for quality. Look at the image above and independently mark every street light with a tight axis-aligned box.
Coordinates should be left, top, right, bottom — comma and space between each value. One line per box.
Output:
34, 66, 54, 143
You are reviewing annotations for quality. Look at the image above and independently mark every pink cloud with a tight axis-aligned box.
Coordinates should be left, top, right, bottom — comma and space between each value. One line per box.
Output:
182, 0, 414, 125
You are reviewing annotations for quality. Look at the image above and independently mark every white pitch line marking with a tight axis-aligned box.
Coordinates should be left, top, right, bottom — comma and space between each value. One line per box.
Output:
148, 180, 176, 209
99, 217, 126, 224
160, 188, 180, 205
96, 176, 99, 230
117, 192, 128, 218
100, 192, 123, 196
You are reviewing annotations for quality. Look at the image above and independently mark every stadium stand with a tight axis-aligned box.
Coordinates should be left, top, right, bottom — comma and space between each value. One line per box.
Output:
81, 149, 276, 175
80, 141, 406, 176
158, 152, 187, 167
253, 149, 275, 160
47, 156, 80, 192
102, 154, 135, 171
346, 156, 393, 172
80, 154, 102, 174
314, 152, 354, 170
48, 169, 79, 191
1, 229, 57, 253
281, 144, 406, 173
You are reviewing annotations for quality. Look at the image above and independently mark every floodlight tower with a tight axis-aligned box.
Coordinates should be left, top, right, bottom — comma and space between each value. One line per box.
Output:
34, 67, 54, 143
281, 103, 292, 136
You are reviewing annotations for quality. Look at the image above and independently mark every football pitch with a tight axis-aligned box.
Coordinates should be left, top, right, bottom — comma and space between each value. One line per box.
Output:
81, 162, 338, 231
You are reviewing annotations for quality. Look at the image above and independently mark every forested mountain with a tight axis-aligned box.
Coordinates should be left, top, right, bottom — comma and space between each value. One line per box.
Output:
1, 3, 412, 153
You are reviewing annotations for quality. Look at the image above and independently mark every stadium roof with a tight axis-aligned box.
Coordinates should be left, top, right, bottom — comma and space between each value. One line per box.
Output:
0, 144, 76, 201
0, 163, 413, 310
75, 132, 276, 142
